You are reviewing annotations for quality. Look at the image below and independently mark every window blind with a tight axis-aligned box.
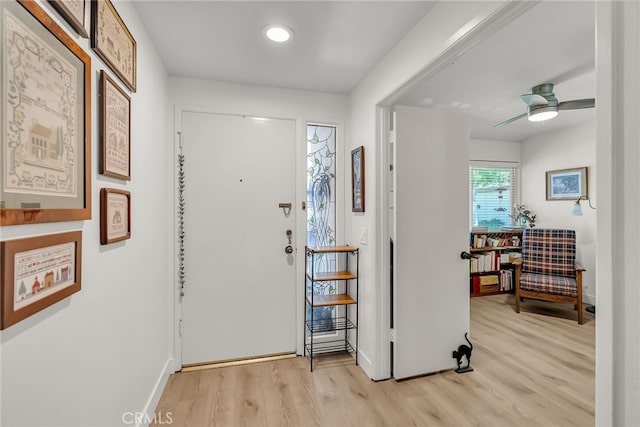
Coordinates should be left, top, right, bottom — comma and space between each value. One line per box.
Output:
469, 165, 519, 230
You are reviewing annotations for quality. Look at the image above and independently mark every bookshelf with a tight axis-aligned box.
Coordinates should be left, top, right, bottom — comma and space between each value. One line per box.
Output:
469, 229, 523, 297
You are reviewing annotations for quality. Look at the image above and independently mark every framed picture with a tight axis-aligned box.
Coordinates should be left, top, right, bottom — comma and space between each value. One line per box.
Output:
92, 0, 136, 92
351, 146, 365, 212
48, 0, 89, 38
1, 0, 92, 226
100, 70, 131, 180
1, 231, 82, 330
100, 188, 131, 244
546, 167, 588, 200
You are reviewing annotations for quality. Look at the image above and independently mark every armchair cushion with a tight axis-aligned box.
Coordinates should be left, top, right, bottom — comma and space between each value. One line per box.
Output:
522, 229, 576, 277
519, 272, 578, 297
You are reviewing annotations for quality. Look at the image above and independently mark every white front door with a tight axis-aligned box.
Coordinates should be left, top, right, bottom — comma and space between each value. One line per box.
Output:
392, 105, 470, 379
180, 111, 297, 366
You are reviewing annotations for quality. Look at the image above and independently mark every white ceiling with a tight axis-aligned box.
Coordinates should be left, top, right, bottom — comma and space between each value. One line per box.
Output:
133, 1, 595, 142
132, 1, 435, 93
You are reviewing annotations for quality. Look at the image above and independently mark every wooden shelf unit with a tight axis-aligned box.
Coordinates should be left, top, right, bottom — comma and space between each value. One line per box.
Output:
469, 230, 523, 298
304, 245, 359, 371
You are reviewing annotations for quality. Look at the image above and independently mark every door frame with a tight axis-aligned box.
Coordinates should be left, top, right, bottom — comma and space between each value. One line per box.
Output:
171, 106, 345, 370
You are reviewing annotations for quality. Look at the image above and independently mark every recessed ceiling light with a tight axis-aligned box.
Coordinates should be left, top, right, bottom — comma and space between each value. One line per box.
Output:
264, 24, 293, 43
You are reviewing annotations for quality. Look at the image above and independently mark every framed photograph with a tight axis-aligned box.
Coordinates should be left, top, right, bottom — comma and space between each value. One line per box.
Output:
1, 0, 92, 226
351, 146, 365, 212
1, 231, 82, 330
48, 0, 89, 38
92, 0, 136, 92
100, 70, 131, 180
546, 167, 588, 200
100, 188, 131, 244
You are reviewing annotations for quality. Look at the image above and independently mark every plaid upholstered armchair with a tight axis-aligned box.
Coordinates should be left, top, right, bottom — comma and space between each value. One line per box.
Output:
514, 228, 585, 324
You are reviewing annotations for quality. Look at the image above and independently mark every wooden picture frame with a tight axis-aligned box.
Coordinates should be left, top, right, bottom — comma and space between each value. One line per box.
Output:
91, 0, 136, 92
546, 167, 588, 201
1, 231, 82, 330
100, 70, 131, 180
100, 188, 131, 244
351, 146, 365, 212
48, 0, 89, 38
0, 0, 92, 226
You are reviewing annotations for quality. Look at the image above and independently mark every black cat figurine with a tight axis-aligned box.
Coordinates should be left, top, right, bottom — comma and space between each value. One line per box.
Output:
452, 333, 474, 373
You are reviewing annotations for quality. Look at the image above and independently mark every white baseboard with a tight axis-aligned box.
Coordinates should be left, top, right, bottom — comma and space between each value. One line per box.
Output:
583, 294, 596, 306
137, 357, 174, 427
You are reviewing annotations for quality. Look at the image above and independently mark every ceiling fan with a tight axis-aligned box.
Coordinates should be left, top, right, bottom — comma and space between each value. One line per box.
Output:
494, 83, 595, 128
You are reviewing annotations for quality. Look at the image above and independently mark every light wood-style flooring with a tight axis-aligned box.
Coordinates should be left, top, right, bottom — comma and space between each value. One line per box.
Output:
152, 295, 595, 426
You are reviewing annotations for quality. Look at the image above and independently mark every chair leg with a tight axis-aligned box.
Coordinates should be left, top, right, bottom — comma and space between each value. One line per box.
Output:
576, 271, 584, 325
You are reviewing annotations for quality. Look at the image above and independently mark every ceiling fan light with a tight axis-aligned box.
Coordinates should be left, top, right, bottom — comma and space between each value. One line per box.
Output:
528, 105, 558, 122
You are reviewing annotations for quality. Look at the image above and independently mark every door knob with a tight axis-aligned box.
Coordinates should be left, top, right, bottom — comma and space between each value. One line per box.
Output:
460, 251, 472, 260
285, 245, 294, 254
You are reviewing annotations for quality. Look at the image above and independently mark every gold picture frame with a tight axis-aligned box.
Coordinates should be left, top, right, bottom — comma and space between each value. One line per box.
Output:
91, 0, 136, 92
546, 167, 588, 201
1, 231, 82, 330
1, 0, 92, 226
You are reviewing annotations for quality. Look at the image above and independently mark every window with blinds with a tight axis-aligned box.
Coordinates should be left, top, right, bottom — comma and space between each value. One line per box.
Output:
470, 165, 519, 230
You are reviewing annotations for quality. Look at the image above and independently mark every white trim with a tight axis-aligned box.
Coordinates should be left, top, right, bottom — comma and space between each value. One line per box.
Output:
137, 357, 174, 427
469, 160, 520, 168
595, 2, 613, 424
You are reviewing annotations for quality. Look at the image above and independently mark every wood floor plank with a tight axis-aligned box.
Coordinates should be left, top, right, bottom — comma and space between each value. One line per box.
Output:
151, 294, 595, 426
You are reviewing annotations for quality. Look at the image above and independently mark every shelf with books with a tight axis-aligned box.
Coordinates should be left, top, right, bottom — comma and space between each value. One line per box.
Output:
468, 230, 523, 298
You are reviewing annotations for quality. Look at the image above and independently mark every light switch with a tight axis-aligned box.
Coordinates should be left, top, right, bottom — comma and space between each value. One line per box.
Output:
360, 227, 368, 245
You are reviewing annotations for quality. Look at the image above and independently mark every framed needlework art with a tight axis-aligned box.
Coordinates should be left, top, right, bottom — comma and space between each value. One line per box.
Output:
100, 70, 131, 180
0, 0, 92, 225
1, 231, 82, 330
100, 187, 131, 244
91, 0, 136, 92
48, 0, 89, 38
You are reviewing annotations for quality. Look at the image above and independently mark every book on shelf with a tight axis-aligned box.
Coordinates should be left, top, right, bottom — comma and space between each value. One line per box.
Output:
469, 251, 500, 273
499, 269, 513, 291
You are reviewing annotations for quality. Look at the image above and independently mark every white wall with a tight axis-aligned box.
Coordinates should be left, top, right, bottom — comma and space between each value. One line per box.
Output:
470, 139, 521, 163
168, 77, 349, 361
520, 121, 596, 304
0, 1, 173, 425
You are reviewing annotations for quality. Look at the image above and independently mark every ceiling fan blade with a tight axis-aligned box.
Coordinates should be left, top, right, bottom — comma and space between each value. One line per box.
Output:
521, 94, 548, 106
557, 98, 595, 110
494, 112, 528, 128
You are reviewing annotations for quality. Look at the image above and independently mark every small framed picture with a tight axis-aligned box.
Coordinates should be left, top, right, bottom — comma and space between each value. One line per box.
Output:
546, 167, 588, 200
1, 231, 82, 330
100, 188, 131, 244
48, 0, 90, 38
92, 0, 137, 92
351, 146, 365, 212
100, 70, 131, 180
